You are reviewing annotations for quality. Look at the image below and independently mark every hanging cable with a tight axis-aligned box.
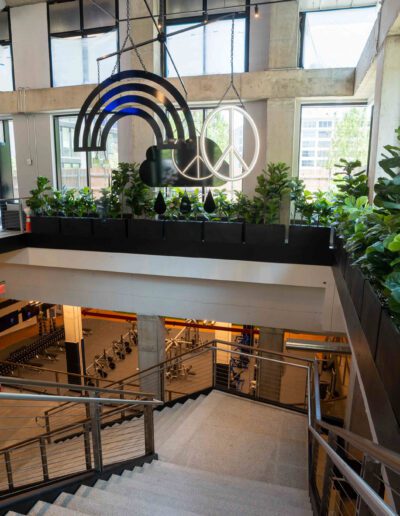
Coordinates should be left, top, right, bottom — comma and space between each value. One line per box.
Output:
142, 0, 188, 99
217, 14, 245, 110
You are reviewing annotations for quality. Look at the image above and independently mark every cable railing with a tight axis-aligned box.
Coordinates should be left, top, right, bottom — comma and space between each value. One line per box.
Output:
0, 375, 162, 497
1, 338, 399, 515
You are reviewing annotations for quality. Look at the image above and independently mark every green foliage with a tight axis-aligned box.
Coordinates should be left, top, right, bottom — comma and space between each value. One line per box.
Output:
211, 190, 234, 221
374, 129, 400, 212
164, 188, 205, 220
333, 159, 369, 203
124, 163, 154, 218
251, 162, 291, 224
26, 176, 52, 215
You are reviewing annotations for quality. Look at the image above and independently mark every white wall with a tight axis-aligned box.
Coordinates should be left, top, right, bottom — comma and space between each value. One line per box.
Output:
0, 248, 346, 334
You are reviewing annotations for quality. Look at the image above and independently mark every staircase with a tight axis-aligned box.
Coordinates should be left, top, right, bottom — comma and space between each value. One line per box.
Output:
7, 391, 312, 515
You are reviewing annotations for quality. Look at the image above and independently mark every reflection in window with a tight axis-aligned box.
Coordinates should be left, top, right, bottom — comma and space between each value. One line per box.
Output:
55, 115, 118, 196
166, 18, 246, 77
0, 11, 13, 91
48, 0, 118, 87
299, 105, 372, 192
302, 7, 377, 69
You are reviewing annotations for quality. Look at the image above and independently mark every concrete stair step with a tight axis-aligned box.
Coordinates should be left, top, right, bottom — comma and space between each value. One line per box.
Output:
97, 473, 312, 516
127, 463, 311, 509
55, 488, 199, 516
150, 460, 311, 506
155, 399, 200, 445
28, 500, 86, 515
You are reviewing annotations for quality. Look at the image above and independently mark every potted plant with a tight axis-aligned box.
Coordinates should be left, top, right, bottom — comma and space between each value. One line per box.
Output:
93, 164, 130, 239
164, 189, 203, 243
243, 163, 289, 247
27, 176, 60, 235
125, 164, 162, 242
204, 189, 243, 244
60, 188, 94, 237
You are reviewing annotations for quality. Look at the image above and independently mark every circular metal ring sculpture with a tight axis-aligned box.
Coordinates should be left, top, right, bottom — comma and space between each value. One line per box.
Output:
200, 105, 260, 182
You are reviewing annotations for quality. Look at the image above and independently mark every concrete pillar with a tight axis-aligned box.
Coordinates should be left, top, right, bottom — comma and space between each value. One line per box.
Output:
117, 0, 157, 164
63, 305, 85, 385
137, 315, 165, 399
13, 114, 55, 195
368, 35, 400, 193
10, 3, 51, 89
266, 1, 299, 69
257, 327, 284, 402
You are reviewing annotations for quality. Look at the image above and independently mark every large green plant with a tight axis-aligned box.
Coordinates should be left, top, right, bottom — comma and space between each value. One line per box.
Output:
110, 163, 131, 217
374, 127, 400, 211
333, 159, 369, 203
251, 162, 291, 224
124, 163, 154, 218
26, 176, 52, 216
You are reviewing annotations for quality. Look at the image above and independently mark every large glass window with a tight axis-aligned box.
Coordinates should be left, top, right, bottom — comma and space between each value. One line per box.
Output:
0, 120, 18, 198
298, 105, 372, 192
301, 7, 378, 69
163, 1, 248, 77
54, 115, 118, 197
0, 11, 13, 91
48, 0, 118, 87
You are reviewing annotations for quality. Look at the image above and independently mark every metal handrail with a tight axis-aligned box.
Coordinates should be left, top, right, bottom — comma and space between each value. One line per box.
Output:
0, 375, 152, 399
0, 392, 162, 406
310, 357, 397, 515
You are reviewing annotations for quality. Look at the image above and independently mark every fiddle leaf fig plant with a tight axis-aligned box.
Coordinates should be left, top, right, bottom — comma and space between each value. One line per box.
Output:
252, 162, 291, 224
26, 176, 52, 216
124, 163, 154, 218
374, 127, 400, 212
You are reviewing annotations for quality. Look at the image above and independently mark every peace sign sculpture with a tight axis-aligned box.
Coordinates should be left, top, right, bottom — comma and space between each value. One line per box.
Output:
199, 106, 260, 182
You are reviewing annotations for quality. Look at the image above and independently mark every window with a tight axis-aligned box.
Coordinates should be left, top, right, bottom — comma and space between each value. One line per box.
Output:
299, 105, 372, 192
163, 1, 248, 77
54, 115, 118, 196
0, 120, 18, 198
301, 7, 378, 69
0, 11, 13, 91
48, 0, 118, 87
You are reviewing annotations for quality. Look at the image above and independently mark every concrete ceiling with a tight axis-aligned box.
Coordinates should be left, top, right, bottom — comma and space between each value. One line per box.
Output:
299, 0, 377, 10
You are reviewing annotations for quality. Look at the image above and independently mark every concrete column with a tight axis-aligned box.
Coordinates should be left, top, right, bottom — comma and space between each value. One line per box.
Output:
13, 114, 55, 196
368, 35, 400, 193
266, 1, 299, 69
117, 0, 157, 164
137, 315, 165, 399
63, 305, 85, 385
257, 327, 284, 402
10, 2, 51, 89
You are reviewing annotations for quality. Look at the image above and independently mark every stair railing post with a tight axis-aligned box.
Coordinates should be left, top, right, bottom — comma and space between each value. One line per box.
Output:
144, 404, 155, 456
89, 393, 103, 473
356, 456, 382, 516
212, 347, 216, 388
159, 364, 165, 402
4, 451, 14, 491
319, 431, 337, 515
39, 437, 49, 481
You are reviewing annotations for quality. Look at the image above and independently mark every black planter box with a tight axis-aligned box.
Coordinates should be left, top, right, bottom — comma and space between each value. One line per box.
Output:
30, 216, 60, 235
360, 280, 383, 359
60, 217, 93, 237
349, 266, 365, 319
93, 218, 127, 240
204, 222, 243, 244
288, 225, 332, 265
128, 219, 164, 240
164, 221, 203, 243
344, 259, 356, 297
244, 224, 285, 246
375, 309, 400, 424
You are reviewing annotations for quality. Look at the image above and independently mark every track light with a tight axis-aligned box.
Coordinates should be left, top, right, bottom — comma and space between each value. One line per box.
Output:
204, 10, 208, 23
254, 4, 259, 18
157, 15, 163, 30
